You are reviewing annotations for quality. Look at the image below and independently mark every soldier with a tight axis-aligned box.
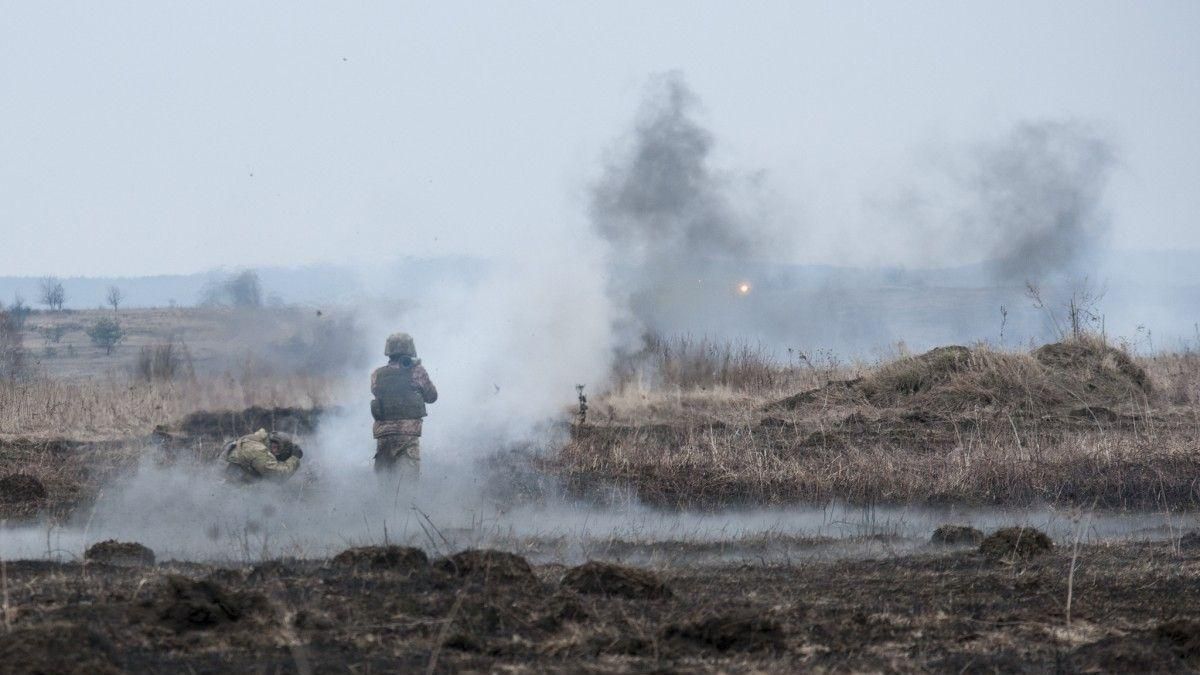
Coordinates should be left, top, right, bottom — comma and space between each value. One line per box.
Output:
371, 332, 438, 477
222, 429, 303, 484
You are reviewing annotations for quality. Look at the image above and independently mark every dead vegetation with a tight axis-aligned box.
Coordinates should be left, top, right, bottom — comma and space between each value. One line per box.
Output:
554, 335, 1200, 510
1, 540, 1198, 672
0, 373, 330, 441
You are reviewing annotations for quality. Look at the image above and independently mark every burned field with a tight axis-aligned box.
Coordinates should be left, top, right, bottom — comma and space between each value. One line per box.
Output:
3, 539, 1200, 673
1, 335, 1199, 672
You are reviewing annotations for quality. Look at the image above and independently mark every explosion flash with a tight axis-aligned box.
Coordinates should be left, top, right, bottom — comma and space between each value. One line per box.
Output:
737, 282, 752, 295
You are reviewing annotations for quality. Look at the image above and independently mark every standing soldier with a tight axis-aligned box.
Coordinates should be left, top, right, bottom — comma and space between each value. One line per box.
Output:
371, 332, 438, 478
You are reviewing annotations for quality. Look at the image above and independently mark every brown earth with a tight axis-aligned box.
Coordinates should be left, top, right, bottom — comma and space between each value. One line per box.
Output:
560, 560, 673, 600
0, 473, 47, 507
1, 540, 1198, 672
979, 527, 1055, 560
85, 540, 156, 567
931, 524, 985, 546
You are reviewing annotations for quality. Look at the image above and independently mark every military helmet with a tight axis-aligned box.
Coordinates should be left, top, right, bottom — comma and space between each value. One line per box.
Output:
268, 431, 303, 458
385, 332, 417, 358
268, 431, 296, 447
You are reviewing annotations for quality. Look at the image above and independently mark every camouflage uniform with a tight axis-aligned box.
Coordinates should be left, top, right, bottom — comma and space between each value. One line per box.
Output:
372, 333, 437, 477
222, 429, 301, 483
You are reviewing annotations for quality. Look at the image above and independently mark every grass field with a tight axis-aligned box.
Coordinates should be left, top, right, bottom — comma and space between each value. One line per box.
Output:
3, 308, 1200, 672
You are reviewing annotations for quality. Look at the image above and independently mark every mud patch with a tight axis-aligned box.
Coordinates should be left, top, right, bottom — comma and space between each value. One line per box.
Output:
85, 540, 156, 567
0, 623, 122, 674
331, 545, 429, 572
979, 527, 1053, 560
561, 561, 672, 600
435, 549, 537, 585
0, 473, 47, 503
931, 525, 984, 546
664, 612, 785, 653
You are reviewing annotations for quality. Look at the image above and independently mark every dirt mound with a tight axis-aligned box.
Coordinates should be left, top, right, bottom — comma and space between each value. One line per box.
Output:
435, 549, 537, 585
0, 623, 122, 674
331, 545, 429, 572
930, 525, 984, 546
85, 540, 155, 567
560, 561, 672, 600
664, 612, 785, 652
768, 339, 1152, 417
979, 527, 1053, 560
145, 575, 260, 632
176, 405, 326, 439
1034, 339, 1152, 398
864, 346, 973, 399
1179, 532, 1200, 550
0, 473, 47, 503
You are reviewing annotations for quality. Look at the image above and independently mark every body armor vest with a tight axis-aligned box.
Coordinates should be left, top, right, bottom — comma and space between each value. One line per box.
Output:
372, 366, 427, 421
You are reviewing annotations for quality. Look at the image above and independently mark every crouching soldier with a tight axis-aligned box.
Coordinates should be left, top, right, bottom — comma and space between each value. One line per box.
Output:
371, 332, 437, 478
222, 429, 303, 484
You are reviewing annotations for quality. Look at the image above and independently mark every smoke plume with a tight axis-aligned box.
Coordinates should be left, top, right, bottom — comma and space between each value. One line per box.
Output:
965, 120, 1116, 283
590, 72, 782, 343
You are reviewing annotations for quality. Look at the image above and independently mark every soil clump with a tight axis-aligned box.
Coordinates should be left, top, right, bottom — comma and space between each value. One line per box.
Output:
0, 473, 47, 503
930, 525, 984, 546
560, 560, 672, 600
85, 540, 156, 567
331, 545, 428, 572
435, 549, 537, 585
979, 527, 1054, 559
140, 575, 263, 632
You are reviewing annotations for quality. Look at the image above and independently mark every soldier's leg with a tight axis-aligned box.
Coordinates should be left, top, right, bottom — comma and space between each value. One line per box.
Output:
394, 436, 420, 483
374, 437, 399, 474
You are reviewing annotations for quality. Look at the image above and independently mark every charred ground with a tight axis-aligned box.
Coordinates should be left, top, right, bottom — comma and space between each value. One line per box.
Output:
3, 540, 1200, 673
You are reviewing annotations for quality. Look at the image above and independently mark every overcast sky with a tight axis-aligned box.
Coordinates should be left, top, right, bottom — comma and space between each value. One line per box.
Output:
1, 1, 1197, 277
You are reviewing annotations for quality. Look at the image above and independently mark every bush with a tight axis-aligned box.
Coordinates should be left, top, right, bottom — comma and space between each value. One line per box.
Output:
136, 340, 194, 382
86, 317, 125, 355
0, 307, 27, 380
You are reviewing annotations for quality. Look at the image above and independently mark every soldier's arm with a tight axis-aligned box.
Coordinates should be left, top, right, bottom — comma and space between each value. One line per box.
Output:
370, 368, 381, 397
414, 365, 438, 403
248, 448, 299, 479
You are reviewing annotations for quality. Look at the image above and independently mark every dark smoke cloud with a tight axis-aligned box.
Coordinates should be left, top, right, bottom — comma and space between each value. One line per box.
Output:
965, 120, 1116, 283
590, 72, 780, 340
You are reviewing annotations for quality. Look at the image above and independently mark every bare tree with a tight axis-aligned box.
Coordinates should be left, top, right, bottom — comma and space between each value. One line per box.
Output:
39, 277, 65, 311
106, 285, 124, 311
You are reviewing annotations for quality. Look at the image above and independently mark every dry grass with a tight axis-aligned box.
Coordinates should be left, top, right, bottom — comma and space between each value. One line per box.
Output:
553, 336, 1200, 510
0, 372, 332, 441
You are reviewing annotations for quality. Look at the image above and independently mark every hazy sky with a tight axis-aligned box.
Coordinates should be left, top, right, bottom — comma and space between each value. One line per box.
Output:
2, 1, 1197, 277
